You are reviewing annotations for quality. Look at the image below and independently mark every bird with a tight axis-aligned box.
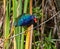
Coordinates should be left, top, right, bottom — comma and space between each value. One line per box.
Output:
14, 14, 37, 27
5, 14, 37, 41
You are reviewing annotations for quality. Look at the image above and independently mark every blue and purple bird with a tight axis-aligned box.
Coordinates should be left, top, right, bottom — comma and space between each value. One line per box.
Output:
14, 14, 37, 27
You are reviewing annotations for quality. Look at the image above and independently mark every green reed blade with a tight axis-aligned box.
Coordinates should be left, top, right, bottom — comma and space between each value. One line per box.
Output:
4, 1, 10, 49
13, 0, 22, 49
24, 0, 29, 13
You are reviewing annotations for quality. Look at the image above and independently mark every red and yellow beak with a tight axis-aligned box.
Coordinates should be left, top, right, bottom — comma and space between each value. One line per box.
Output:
33, 18, 37, 23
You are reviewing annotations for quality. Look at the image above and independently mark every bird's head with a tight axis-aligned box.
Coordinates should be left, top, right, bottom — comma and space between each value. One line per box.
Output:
32, 15, 37, 23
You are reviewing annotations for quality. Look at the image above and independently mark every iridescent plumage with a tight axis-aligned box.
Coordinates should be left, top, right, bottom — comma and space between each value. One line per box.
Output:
14, 14, 37, 27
